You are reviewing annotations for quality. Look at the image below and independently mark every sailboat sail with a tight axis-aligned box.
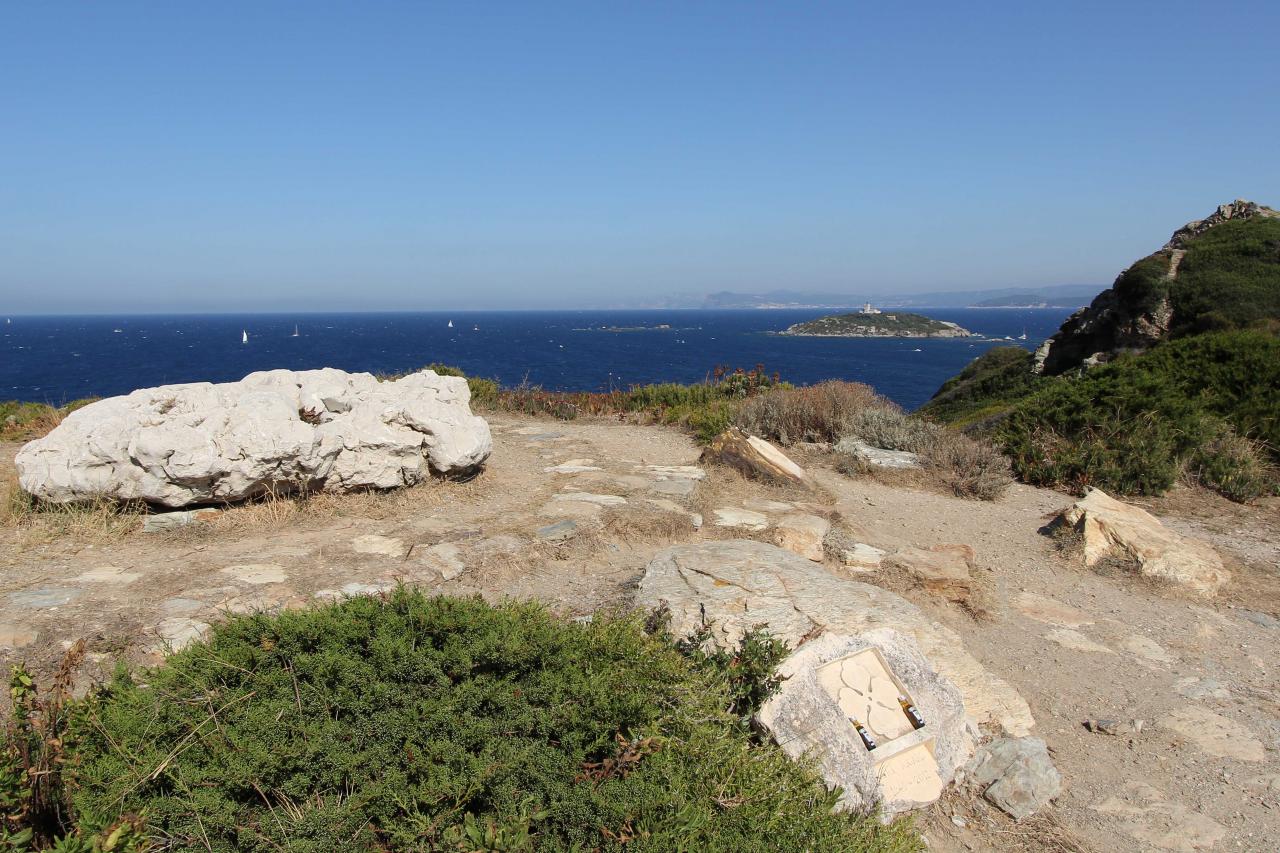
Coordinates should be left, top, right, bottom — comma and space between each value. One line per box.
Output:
242, 330, 248, 344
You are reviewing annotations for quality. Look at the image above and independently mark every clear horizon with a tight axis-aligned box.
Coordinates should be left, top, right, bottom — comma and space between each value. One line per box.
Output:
2, 2, 1277, 313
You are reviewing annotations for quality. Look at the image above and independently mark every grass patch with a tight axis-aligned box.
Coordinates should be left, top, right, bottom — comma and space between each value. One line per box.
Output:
0, 399, 97, 443
22, 592, 921, 852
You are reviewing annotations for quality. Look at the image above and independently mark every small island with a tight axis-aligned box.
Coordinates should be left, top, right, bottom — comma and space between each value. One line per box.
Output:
781, 306, 972, 338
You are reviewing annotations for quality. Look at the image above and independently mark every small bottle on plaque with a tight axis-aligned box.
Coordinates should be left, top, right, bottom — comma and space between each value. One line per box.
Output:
852, 718, 878, 751
899, 695, 926, 729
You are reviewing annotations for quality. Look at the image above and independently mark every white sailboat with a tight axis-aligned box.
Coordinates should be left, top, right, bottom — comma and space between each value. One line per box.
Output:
292, 324, 300, 337
242, 330, 248, 344
447, 320, 454, 328
1018, 328, 1028, 340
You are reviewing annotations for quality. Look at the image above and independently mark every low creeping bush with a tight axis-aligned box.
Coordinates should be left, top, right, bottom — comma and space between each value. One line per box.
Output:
53, 591, 918, 853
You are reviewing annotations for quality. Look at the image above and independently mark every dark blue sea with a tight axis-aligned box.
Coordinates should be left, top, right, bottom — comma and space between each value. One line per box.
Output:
1, 309, 1073, 412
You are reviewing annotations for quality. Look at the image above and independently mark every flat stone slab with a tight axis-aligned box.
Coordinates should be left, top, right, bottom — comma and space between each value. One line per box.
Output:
552, 492, 627, 506
221, 563, 288, 585
1014, 592, 1094, 628
641, 465, 706, 480
1045, 628, 1115, 655
712, 508, 768, 530
8, 587, 82, 609
155, 617, 211, 652
544, 459, 603, 473
537, 520, 579, 542
1093, 782, 1226, 852
75, 566, 141, 584
647, 478, 697, 498
1159, 707, 1264, 761
351, 534, 406, 556
772, 513, 830, 562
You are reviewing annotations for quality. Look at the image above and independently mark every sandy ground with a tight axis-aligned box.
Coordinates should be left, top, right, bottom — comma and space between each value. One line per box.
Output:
2, 415, 1278, 852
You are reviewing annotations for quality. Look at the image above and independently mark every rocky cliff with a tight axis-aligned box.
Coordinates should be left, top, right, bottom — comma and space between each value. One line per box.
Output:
1034, 199, 1279, 375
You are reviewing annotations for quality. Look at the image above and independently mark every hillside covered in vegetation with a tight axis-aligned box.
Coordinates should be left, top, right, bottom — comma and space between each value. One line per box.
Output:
920, 200, 1280, 501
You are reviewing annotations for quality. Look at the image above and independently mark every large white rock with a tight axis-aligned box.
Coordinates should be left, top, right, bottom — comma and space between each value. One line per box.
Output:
636, 540, 1034, 737
1058, 488, 1229, 596
16, 368, 492, 507
757, 631, 972, 817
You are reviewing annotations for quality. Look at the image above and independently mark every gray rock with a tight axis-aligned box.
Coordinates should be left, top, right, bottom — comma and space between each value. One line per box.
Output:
8, 587, 81, 609
16, 368, 492, 507
1237, 609, 1279, 629
835, 438, 920, 469
537, 520, 578, 542
635, 541, 1034, 737
757, 631, 972, 817
970, 736, 1062, 820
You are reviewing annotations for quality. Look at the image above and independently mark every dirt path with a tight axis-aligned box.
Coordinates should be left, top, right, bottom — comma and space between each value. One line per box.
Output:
3, 416, 1277, 852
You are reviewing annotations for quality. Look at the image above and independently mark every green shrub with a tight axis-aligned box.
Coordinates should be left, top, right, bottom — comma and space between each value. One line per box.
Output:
916, 347, 1042, 428
844, 408, 942, 453
996, 331, 1280, 499
1189, 424, 1276, 503
65, 591, 918, 853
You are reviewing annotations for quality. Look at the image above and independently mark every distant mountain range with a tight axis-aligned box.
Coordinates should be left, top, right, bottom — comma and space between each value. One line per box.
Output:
698, 284, 1100, 310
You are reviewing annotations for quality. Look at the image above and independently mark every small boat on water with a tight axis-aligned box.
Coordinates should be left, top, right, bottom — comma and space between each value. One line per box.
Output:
292, 324, 300, 337
447, 320, 454, 328
1018, 329, 1028, 340
242, 330, 249, 344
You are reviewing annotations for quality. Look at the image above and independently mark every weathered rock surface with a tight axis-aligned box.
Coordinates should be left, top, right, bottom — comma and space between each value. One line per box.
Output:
635, 540, 1034, 736
772, 513, 830, 561
757, 631, 972, 817
16, 368, 492, 507
834, 437, 920, 469
700, 428, 809, 486
1058, 488, 1229, 596
970, 736, 1062, 820
885, 544, 975, 604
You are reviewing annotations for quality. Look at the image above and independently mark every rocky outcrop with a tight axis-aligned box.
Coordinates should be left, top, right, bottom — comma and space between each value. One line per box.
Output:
1034, 199, 1277, 375
700, 428, 809, 487
635, 540, 1035, 737
16, 368, 492, 507
1057, 488, 1230, 596
1164, 199, 1279, 250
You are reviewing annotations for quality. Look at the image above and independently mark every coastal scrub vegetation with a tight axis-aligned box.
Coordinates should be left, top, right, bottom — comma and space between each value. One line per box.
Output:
4, 591, 919, 852
0, 399, 97, 443
996, 330, 1279, 500
734, 382, 1013, 500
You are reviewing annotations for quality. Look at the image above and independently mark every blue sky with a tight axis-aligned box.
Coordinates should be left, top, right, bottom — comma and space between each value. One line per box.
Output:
2, 1, 1277, 312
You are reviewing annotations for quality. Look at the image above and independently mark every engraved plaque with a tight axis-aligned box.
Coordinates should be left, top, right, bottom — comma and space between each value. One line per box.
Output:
875, 741, 944, 804
816, 648, 914, 743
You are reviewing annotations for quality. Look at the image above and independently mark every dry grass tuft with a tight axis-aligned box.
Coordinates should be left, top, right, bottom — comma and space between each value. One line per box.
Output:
921, 430, 1014, 501
734, 380, 890, 445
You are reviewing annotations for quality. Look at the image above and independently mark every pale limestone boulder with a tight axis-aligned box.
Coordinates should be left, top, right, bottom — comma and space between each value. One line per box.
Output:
772, 513, 830, 561
701, 428, 809, 486
16, 368, 491, 507
636, 540, 1034, 736
757, 631, 972, 817
1058, 488, 1229, 596
970, 736, 1061, 820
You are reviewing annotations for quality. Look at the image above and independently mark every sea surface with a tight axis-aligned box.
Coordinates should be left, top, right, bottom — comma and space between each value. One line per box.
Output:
1, 308, 1074, 412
